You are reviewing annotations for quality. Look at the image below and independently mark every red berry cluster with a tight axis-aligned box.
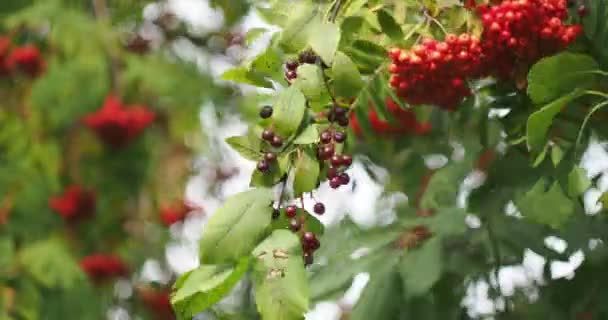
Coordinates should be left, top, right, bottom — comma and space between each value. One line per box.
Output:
48, 185, 96, 222
351, 98, 432, 136
388, 34, 483, 110
0, 37, 45, 77
159, 200, 200, 226
83, 95, 155, 149
80, 254, 129, 282
478, 0, 582, 79
317, 107, 352, 190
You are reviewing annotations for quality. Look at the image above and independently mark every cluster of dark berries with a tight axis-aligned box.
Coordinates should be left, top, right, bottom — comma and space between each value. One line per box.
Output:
477, 0, 582, 79
317, 106, 353, 190
274, 203, 324, 266
256, 105, 282, 173
284, 50, 320, 83
0, 36, 45, 77
350, 98, 432, 136
388, 34, 483, 111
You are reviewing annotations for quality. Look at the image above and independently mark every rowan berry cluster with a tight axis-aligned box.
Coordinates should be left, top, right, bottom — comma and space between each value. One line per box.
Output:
49, 185, 96, 222
80, 254, 129, 282
0, 37, 45, 77
478, 0, 582, 79
83, 95, 156, 149
351, 98, 432, 136
388, 34, 483, 111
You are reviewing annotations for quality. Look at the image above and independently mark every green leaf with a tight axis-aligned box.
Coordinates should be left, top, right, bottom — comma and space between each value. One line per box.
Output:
377, 10, 404, 40
350, 254, 401, 320
273, 87, 307, 137
293, 124, 320, 145
308, 21, 341, 65
245, 27, 269, 46
427, 207, 468, 238
278, 2, 320, 52
225, 136, 262, 161
515, 180, 575, 229
526, 90, 583, 152
19, 237, 86, 289
399, 238, 442, 297
0, 236, 14, 273
271, 208, 324, 236
332, 51, 365, 99
199, 189, 274, 263
567, 166, 591, 198
250, 47, 283, 82
251, 153, 290, 187
293, 149, 320, 197
292, 64, 330, 111
598, 192, 608, 209
171, 258, 250, 317
221, 67, 274, 88
252, 230, 309, 320
527, 53, 598, 104
420, 163, 471, 210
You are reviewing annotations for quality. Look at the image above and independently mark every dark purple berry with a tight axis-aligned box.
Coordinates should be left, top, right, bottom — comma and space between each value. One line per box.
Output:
320, 130, 332, 144
337, 115, 349, 127
333, 131, 346, 143
272, 208, 280, 219
262, 129, 274, 141
271, 135, 283, 148
341, 155, 353, 166
257, 160, 270, 173
329, 177, 341, 189
302, 231, 316, 244
313, 202, 325, 215
304, 252, 314, 265
286, 60, 299, 71
286, 70, 297, 80
264, 152, 277, 162
322, 145, 335, 158
259, 106, 273, 119
310, 238, 320, 251
327, 167, 338, 179
339, 173, 350, 185
289, 218, 301, 232
330, 155, 343, 167
285, 205, 297, 218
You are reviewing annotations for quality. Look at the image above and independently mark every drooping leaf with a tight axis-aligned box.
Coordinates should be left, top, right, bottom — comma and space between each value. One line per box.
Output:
399, 238, 443, 298
273, 87, 307, 137
171, 258, 250, 317
527, 53, 598, 104
332, 51, 365, 99
308, 21, 341, 65
377, 10, 404, 40
566, 165, 591, 198
293, 149, 320, 197
225, 135, 262, 161
221, 67, 274, 88
199, 189, 274, 264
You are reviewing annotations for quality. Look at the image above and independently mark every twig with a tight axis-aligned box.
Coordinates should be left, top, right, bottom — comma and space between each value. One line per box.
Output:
329, 0, 345, 23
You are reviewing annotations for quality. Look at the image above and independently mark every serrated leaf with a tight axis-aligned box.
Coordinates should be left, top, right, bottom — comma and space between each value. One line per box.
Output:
308, 21, 341, 65
399, 237, 442, 297
19, 238, 86, 289
221, 67, 273, 88
293, 124, 320, 145
515, 180, 575, 229
526, 90, 583, 152
377, 10, 404, 40
293, 149, 320, 197
171, 258, 250, 317
273, 87, 307, 137
252, 230, 309, 320
225, 136, 262, 161
567, 166, 591, 198
332, 51, 364, 99
527, 53, 598, 104
199, 189, 274, 263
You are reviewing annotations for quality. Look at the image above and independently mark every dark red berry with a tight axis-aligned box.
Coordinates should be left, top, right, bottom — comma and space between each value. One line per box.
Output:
313, 202, 325, 215
264, 152, 277, 162
330, 155, 343, 167
262, 129, 274, 141
337, 115, 349, 127
286, 70, 297, 80
257, 160, 270, 172
322, 145, 335, 158
339, 173, 350, 185
285, 205, 297, 218
289, 218, 301, 232
310, 238, 320, 251
327, 167, 338, 179
271, 135, 283, 148
304, 252, 314, 265
259, 106, 273, 119
285, 60, 299, 71
333, 131, 346, 143
320, 130, 332, 144
302, 231, 316, 244
329, 176, 341, 189
341, 155, 353, 166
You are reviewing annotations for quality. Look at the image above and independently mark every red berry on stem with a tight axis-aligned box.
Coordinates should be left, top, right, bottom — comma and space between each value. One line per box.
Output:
289, 218, 302, 232
257, 160, 270, 173
285, 205, 297, 218
320, 130, 332, 144
264, 152, 277, 162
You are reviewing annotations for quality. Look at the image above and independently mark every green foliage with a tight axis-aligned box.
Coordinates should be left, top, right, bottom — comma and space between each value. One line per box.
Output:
515, 179, 575, 229
400, 238, 442, 298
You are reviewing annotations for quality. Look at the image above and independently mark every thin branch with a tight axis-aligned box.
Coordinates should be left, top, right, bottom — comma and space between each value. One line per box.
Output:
329, 0, 345, 23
